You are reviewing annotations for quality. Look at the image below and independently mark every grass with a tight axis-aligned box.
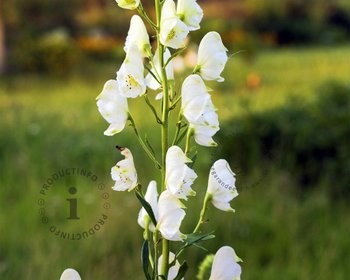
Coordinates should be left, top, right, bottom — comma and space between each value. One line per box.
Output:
0, 45, 350, 279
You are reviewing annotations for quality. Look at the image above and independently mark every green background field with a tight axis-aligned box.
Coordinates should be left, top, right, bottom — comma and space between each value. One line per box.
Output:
1, 45, 350, 279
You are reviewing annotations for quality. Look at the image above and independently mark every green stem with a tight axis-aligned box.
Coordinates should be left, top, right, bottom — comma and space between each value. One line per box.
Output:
184, 128, 194, 155
144, 94, 162, 124
155, 0, 170, 278
172, 112, 183, 145
193, 193, 212, 233
137, 3, 157, 30
153, 230, 159, 279
144, 218, 155, 269
128, 113, 162, 169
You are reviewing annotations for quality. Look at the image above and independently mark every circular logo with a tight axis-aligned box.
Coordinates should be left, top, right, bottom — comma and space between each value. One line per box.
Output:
37, 168, 109, 240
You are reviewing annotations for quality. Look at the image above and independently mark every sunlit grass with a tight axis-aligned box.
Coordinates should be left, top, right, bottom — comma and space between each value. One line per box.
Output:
1, 45, 350, 279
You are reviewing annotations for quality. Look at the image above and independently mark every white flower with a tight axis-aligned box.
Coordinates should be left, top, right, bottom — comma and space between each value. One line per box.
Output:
137, 181, 159, 232
158, 252, 183, 280
146, 48, 174, 90
165, 146, 197, 200
207, 159, 238, 212
117, 45, 146, 98
160, 0, 189, 49
157, 190, 186, 241
196, 32, 228, 82
181, 75, 219, 147
115, 0, 140, 10
96, 80, 128, 136
124, 15, 151, 57
209, 246, 242, 280
60, 268, 81, 280
111, 147, 138, 191
177, 0, 203, 31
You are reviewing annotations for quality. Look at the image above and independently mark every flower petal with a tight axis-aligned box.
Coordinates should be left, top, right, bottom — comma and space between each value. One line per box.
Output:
124, 15, 151, 57
60, 268, 81, 280
111, 148, 138, 191
117, 45, 146, 98
157, 190, 186, 241
160, 0, 189, 49
96, 80, 128, 136
209, 246, 242, 280
165, 146, 197, 200
196, 32, 228, 82
181, 75, 220, 147
207, 159, 238, 212
158, 252, 183, 280
115, 0, 140, 10
177, 0, 203, 31
138, 180, 159, 232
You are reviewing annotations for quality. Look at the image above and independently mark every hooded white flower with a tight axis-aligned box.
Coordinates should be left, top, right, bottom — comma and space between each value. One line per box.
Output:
181, 75, 219, 147
207, 159, 238, 212
145, 48, 174, 90
196, 32, 228, 82
111, 147, 138, 191
165, 146, 197, 200
60, 269, 81, 280
96, 80, 128, 136
177, 0, 203, 31
117, 45, 146, 98
157, 190, 186, 241
158, 252, 183, 280
209, 246, 242, 280
124, 15, 151, 57
137, 181, 159, 232
160, 0, 189, 49
115, 0, 140, 10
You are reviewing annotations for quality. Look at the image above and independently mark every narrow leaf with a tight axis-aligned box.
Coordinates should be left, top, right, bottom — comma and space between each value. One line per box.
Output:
136, 191, 157, 226
173, 261, 188, 280
141, 240, 152, 280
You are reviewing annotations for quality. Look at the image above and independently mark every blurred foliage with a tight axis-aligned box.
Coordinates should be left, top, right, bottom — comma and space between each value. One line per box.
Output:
2, 0, 350, 74
218, 81, 350, 196
244, 0, 350, 44
1, 46, 350, 279
9, 29, 80, 74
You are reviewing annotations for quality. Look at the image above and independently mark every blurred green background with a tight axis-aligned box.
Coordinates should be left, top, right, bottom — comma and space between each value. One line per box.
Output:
1, 0, 350, 279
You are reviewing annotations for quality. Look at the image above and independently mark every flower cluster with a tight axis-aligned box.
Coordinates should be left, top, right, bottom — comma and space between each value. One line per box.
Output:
63, 0, 244, 279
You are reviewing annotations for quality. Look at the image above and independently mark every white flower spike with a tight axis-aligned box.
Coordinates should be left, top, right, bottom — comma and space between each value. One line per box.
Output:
196, 32, 228, 82
96, 80, 128, 136
160, 0, 189, 49
60, 268, 81, 280
146, 48, 174, 90
111, 147, 138, 191
177, 0, 203, 31
157, 190, 186, 241
117, 45, 146, 98
209, 246, 242, 280
125, 15, 151, 57
165, 145, 197, 200
137, 180, 159, 232
207, 159, 238, 212
181, 74, 219, 147
115, 0, 140, 10
158, 252, 183, 280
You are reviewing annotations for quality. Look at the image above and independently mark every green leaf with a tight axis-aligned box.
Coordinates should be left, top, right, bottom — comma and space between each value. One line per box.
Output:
165, 47, 187, 67
185, 232, 215, 245
173, 261, 188, 280
141, 240, 152, 280
135, 191, 157, 226
177, 232, 215, 257
145, 134, 156, 156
